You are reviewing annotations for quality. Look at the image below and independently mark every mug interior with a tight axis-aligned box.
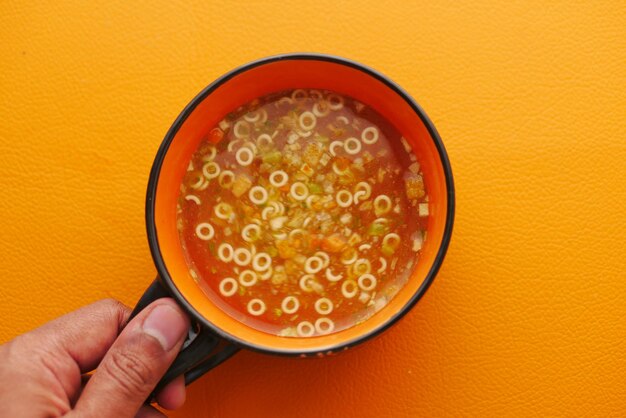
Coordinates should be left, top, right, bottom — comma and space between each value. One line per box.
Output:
149, 55, 453, 355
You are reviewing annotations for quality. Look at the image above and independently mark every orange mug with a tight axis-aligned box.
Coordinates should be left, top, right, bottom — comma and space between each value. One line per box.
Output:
131, 53, 455, 395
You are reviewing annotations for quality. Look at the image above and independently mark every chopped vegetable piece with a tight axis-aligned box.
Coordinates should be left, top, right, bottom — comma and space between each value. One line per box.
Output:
368, 221, 389, 236
232, 174, 253, 197
321, 233, 347, 253
303, 143, 324, 166
208, 127, 224, 143
408, 162, 420, 173
308, 183, 323, 194
300, 163, 315, 177
262, 150, 282, 165
276, 239, 297, 259
405, 174, 425, 199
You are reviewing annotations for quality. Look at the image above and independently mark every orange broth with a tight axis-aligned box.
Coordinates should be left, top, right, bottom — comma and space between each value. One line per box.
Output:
177, 89, 428, 337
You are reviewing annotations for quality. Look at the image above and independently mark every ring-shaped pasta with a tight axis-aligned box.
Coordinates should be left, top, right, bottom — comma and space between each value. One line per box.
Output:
336, 115, 350, 125
278, 97, 293, 106
374, 195, 393, 216
314, 298, 334, 315
252, 252, 272, 271
259, 265, 273, 280
291, 89, 308, 102
219, 278, 238, 297
361, 126, 379, 145
185, 195, 201, 205
236, 147, 254, 166
329, 140, 344, 156
281, 296, 300, 314
327, 93, 344, 110
377, 257, 388, 274
314, 251, 330, 268
202, 145, 217, 161
353, 259, 372, 276
202, 161, 220, 179
315, 318, 335, 335
214, 202, 233, 220
256, 133, 273, 150
290, 182, 309, 201
189, 174, 205, 189
295, 129, 312, 138
233, 248, 252, 266
217, 243, 234, 262
353, 190, 367, 204
227, 139, 242, 153
269, 170, 289, 187
304, 256, 324, 274
299, 111, 317, 131
341, 280, 359, 298
336, 190, 353, 208
305, 194, 320, 208
239, 269, 258, 287
244, 110, 261, 123
296, 321, 315, 337
233, 120, 250, 138
354, 181, 372, 199
261, 207, 275, 220
248, 186, 269, 205
309, 89, 323, 100
341, 248, 358, 265
343, 137, 362, 155
312, 101, 330, 117
358, 273, 377, 291
332, 161, 351, 176
197, 178, 209, 191
382, 233, 401, 249
218, 170, 235, 188
247, 299, 266, 316
195, 223, 214, 240
299, 275, 316, 292
325, 268, 343, 282
241, 224, 261, 242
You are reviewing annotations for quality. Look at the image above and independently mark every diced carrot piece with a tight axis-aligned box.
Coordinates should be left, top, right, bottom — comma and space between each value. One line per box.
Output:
309, 234, 322, 250
321, 233, 347, 253
277, 240, 297, 259
208, 128, 224, 144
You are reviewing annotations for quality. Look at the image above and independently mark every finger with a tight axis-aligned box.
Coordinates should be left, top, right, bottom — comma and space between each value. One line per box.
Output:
155, 375, 186, 410
17, 298, 131, 373
9, 299, 131, 407
136, 405, 167, 418
74, 298, 189, 418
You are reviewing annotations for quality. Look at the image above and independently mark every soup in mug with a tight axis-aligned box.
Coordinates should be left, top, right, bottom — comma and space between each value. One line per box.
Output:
177, 89, 429, 338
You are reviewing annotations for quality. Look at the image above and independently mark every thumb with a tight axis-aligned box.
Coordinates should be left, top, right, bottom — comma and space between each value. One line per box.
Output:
73, 298, 189, 418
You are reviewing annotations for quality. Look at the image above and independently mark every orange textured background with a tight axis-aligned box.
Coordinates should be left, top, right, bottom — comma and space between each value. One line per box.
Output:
1, 1, 625, 417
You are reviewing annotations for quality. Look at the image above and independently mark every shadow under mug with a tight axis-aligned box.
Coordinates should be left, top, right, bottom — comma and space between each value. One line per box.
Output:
130, 53, 455, 396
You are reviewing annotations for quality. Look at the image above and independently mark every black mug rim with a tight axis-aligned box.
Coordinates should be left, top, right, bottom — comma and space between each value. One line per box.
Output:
145, 53, 455, 356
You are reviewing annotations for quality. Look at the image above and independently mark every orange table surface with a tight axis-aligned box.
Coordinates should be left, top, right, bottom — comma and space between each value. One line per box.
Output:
1, 2, 625, 417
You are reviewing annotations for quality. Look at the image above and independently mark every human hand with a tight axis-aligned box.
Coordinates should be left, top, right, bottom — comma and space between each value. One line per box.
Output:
0, 298, 190, 418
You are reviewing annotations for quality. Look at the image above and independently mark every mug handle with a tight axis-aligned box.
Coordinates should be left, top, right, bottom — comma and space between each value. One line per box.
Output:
129, 278, 240, 399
